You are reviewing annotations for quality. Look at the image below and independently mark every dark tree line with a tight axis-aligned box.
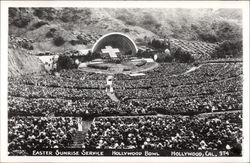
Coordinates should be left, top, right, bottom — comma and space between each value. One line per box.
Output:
148, 38, 170, 50
212, 39, 242, 59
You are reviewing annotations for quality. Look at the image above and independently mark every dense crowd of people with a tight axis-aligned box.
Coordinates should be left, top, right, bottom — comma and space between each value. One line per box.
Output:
9, 83, 106, 99
84, 112, 242, 156
8, 96, 155, 117
113, 63, 242, 88
9, 63, 242, 90
8, 62, 242, 116
8, 117, 78, 155
8, 91, 242, 117
116, 76, 242, 99
9, 72, 106, 89
8, 62, 243, 155
123, 92, 242, 115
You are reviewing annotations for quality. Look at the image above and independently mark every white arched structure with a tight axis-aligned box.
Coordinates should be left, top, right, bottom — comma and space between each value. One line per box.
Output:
91, 32, 138, 56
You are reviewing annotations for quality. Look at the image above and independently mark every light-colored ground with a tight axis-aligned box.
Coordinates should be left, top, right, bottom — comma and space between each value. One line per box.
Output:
129, 73, 145, 76
78, 58, 159, 74
184, 65, 202, 74
107, 92, 120, 102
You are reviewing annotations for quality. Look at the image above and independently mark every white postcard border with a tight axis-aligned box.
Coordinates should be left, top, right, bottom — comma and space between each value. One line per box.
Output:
1, 1, 249, 162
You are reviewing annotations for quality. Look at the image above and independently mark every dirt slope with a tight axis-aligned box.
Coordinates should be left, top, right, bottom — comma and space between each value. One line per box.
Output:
8, 45, 45, 76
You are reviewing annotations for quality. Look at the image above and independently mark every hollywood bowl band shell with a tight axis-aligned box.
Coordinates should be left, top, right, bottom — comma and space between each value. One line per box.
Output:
91, 32, 138, 56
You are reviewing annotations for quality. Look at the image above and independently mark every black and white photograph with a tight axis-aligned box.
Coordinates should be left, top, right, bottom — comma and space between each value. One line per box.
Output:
0, 1, 249, 162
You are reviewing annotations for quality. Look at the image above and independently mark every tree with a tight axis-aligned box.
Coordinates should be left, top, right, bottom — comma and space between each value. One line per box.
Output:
57, 55, 75, 70
212, 39, 242, 58
54, 36, 65, 46
173, 47, 194, 63
154, 52, 173, 62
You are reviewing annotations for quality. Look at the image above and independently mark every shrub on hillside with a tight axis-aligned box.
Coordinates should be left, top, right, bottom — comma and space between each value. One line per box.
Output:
69, 40, 78, 46
75, 35, 88, 45
13, 16, 31, 28
212, 40, 242, 58
124, 28, 130, 33
198, 32, 219, 43
76, 35, 83, 40
9, 8, 18, 18
22, 42, 33, 50
173, 47, 194, 63
116, 15, 137, 26
33, 8, 56, 21
149, 39, 169, 50
193, 62, 199, 67
46, 28, 57, 38
191, 23, 220, 43
33, 21, 48, 28
9, 8, 33, 27
214, 20, 242, 41
61, 14, 71, 23
46, 31, 54, 38
60, 8, 92, 23
53, 36, 65, 46
50, 28, 57, 33
190, 19, 241, 43
30, 21, 48, 30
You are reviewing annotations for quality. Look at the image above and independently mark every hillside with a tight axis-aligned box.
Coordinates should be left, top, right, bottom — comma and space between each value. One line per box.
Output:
7, 8, 242, 76
169, 38, 219, 60
8, 37, 45, 76
9, 8, 242, 53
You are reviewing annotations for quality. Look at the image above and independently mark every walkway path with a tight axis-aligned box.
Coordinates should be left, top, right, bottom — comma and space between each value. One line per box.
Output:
107, 92, 120, 102
184, 65, 202, 74
71, 120, 92, 148
198, 110, 242, 117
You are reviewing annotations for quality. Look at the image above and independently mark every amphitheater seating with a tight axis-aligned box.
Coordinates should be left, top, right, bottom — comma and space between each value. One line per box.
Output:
8, 61, 243, 155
